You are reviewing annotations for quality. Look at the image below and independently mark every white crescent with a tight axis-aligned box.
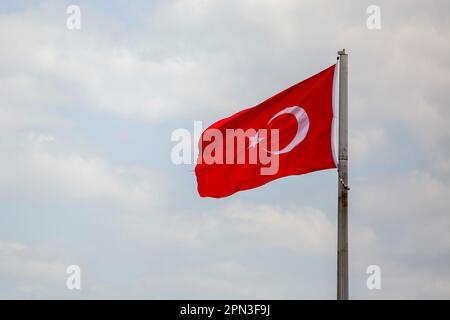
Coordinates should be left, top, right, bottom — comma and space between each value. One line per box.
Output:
266, 106, 309, 155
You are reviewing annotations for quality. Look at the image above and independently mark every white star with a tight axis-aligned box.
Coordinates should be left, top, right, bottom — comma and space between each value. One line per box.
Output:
248, 133, 265, 148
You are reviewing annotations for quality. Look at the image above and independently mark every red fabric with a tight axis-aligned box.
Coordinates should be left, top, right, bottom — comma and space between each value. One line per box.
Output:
196, 64, 337, 198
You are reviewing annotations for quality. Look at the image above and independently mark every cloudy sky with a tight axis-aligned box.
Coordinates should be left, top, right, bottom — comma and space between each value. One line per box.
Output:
0, 0, 449, 299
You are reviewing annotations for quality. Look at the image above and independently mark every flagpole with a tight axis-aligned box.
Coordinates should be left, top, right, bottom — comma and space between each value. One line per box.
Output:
337, 49, 349, 300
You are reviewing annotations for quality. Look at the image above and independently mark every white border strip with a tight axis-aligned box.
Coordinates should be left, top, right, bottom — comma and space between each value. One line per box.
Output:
331, 61, 339, 167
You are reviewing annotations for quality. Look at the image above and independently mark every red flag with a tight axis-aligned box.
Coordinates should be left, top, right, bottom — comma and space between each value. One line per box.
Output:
195, 64, 337, 198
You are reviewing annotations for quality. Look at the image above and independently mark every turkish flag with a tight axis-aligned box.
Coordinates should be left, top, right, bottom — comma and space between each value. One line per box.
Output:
195, 64, 337, 198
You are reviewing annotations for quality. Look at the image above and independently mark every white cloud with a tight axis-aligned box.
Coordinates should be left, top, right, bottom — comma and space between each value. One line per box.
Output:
350, 170, 450, 298
350, 128, 385, 163
115, 200, 335, 256
0, 131, 164, 210
0, 240, 67, 298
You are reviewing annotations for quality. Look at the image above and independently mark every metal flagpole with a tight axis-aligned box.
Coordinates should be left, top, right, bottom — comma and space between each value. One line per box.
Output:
337, 49, 349, 300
